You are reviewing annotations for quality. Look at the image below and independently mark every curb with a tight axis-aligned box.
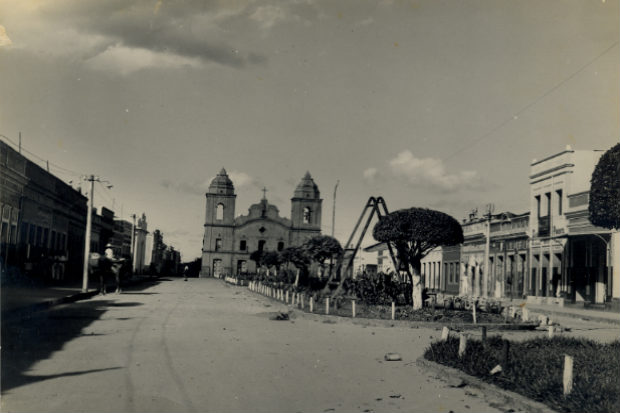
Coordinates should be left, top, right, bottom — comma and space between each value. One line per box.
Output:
416, 356, 560, 413
2, 276, 154, 322
288, 308, 539, 331
527, 307, 620, 326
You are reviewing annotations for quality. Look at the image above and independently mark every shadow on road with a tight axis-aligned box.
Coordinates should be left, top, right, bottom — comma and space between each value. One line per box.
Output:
1, 299, 142, 392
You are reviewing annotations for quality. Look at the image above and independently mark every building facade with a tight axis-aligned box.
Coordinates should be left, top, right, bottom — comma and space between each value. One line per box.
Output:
201, 169, 322, 278
527, 146, 618, 306
1, 140, 87, 282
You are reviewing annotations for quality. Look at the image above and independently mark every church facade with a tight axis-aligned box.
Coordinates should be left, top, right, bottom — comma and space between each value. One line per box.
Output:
200, 169, 322, 278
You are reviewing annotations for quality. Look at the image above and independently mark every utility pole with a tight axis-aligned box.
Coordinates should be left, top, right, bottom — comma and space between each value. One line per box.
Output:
82, 175, 95, 292
18, 131, 21, 153
332, 180, 339, 237
81, 175, 113, 292
130, 213, 136, 273
483, 203, 494, 297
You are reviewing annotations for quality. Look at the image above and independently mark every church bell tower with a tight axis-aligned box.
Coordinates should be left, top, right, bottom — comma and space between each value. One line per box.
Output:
290, 171, 322, 245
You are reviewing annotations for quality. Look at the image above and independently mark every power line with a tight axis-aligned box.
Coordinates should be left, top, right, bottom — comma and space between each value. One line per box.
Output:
443, 41, 619, 162
0, 133, 85, 177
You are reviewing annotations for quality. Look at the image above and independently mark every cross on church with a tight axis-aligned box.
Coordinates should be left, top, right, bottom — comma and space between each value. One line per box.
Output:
262, 187, 267, 199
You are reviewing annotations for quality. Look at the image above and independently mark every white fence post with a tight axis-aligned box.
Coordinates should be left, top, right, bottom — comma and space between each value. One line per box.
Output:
563, 355, 574, 396
458, 333, 467, 358
441, 326, 449, 341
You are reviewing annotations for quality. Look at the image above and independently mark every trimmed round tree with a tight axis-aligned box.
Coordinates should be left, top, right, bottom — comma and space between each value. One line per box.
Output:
303, 235, 343, 280
589, 143, 620, 230
281, 246, 310, 286
373, 207, 464, 309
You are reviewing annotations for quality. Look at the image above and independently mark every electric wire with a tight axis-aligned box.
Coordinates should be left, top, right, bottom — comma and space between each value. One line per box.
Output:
443, 41, 619, 162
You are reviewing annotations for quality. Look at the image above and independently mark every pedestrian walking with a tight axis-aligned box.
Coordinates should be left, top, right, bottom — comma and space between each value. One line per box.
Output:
184, 265, 189, 281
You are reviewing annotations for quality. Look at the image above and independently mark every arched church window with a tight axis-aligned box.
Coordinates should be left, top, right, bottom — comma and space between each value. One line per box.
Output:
216, 203, 224, 220
303, 207, 312, 224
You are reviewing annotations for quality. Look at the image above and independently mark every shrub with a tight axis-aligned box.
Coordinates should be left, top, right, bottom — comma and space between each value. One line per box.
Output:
425, 336, 620, 413
346, 272, 408, 305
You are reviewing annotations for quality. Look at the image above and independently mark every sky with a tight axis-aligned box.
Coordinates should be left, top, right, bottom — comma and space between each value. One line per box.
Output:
1, 0, 618, 261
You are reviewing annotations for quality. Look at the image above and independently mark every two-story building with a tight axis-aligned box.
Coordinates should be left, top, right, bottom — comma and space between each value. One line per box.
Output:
528, 146, 617, 306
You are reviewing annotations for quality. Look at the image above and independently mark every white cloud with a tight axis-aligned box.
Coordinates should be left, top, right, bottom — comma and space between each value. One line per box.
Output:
362, 167, 382, 185
228, 170, 258, 189
250, 5, 287, 29
388, 150, 484, 192
0, 25, 12, 47
85, 45, 203, 75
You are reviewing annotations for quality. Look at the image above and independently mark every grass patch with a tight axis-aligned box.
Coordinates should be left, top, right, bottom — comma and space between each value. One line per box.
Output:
424, 336, 620, 413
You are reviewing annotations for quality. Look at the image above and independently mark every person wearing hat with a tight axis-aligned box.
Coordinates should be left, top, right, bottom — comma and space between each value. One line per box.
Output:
104, 243, 115, 260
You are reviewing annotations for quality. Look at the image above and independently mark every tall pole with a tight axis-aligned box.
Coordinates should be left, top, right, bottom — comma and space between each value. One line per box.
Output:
332, 180, 339, 237
82, 175, 95, 292
130, 213, 136, 273
18, 131, 21, 153
483, 207, 492, 297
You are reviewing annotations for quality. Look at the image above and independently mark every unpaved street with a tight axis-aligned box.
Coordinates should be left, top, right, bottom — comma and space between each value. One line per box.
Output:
3, 278, 511, 412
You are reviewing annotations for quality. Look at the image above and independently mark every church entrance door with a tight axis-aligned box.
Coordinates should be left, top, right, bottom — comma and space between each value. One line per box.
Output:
213, 259, 222, 278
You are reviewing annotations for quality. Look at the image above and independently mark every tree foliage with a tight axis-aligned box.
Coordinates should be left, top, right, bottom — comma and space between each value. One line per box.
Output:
589, 143, 620, 230
262, 251, 284, 270
373, 207, 464, 269
303, 235, 343, 266
249, 250, 265, 267
280, 246, 310, 270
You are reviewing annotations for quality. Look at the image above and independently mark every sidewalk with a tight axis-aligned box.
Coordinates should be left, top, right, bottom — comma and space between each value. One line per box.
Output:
1, 275, 156, 318
498, 298, 620, 326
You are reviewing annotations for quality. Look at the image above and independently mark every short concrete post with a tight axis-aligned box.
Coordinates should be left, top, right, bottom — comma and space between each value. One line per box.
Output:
391, 302, 395, 320
301, 294, 304, 309
563, 355, 574, 396
352, 300, 356, 318
441, 326, 449, 341
502, 339, 510, 369
309, 297, 314, 313
325, 297, 330, 315
522, 307, 529, 321
285, 290, 289, 303
548, 325, 554, 339
458, 334, 467, 358
293, 293, 297, 306
472, 300, 477, 324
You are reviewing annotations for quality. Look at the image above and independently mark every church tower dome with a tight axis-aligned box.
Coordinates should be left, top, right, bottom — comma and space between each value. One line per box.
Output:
294, 171, 320, 199
209, 168, 235, 195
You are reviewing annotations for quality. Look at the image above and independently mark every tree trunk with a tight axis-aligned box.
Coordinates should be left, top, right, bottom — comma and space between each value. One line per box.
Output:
294, 268, 300, 287
411, 259, 423, 310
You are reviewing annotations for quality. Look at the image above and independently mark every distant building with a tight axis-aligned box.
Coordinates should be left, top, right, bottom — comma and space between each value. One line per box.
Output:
133, 213, 148, 274
1, 140, 87, 281
90, 207, 114, 254
460, 210, 529, 299
112, 219, 133, 258
201, 168, 322, 278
